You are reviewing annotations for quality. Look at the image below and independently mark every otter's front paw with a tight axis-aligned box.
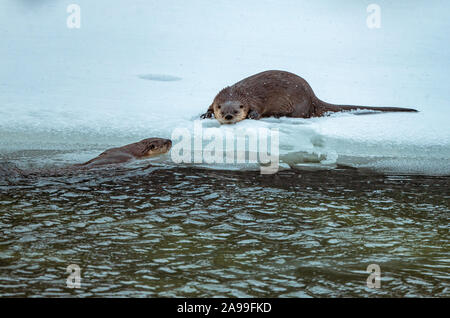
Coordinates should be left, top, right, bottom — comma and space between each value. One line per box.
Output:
248, 110, 260, 120
200, 111, 214, 119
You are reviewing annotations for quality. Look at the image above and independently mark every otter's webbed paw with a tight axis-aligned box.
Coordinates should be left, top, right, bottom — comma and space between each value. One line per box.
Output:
200, 111, 214, 119
248, 110, 260, 120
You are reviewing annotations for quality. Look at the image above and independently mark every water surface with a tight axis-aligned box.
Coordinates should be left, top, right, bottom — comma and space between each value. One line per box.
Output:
1, 167, 448, 297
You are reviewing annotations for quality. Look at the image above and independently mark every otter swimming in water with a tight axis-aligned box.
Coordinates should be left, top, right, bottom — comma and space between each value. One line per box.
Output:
0, 138, 172, 179
200, 70, 418, 124
74, 138, 172, 168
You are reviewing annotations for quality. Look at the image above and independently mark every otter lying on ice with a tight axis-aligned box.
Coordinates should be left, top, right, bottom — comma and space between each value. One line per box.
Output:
200, 70, 418, 124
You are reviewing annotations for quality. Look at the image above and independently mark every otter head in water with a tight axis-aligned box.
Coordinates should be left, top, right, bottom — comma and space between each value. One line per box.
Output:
0, 138, 174, 177
78, 137, 172, 167
139, 138, 172, 158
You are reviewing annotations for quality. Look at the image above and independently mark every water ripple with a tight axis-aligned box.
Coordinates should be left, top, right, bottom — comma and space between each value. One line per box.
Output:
0, 168, 448, 297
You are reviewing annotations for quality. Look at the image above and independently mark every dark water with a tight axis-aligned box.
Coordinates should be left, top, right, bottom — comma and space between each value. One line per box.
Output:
0, 166, 449, 297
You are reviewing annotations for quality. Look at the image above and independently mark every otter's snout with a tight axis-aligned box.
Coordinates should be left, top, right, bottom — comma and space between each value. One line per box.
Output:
224, 114, 233, 121
159, 139, 172, 153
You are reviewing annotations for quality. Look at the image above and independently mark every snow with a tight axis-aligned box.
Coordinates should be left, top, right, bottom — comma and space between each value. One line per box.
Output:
0, 0, 449, 174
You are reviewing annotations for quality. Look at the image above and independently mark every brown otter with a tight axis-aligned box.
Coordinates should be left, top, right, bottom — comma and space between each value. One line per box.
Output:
1, 138, 172, 179
74, 138, 172, 168
200, 70, 418, 124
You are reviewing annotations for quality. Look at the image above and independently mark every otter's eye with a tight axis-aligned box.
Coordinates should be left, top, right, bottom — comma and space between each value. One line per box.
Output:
149, 145, 155, 150
218, 105, 221, 109
240, 105, 243, 109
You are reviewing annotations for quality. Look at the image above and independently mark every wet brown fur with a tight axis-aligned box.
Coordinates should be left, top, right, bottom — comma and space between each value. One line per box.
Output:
75, 138, 172, 167
201, 70, 418, 124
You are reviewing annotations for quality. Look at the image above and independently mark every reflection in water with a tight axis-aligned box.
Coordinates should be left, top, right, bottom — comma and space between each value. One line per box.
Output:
0, 167, 448, 297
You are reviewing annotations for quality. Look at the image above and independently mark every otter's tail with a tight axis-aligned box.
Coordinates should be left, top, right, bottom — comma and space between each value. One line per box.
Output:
319, 101, 418, 115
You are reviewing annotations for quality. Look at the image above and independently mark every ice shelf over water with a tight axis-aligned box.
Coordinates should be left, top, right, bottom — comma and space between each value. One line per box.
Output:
0, 0, 449, 175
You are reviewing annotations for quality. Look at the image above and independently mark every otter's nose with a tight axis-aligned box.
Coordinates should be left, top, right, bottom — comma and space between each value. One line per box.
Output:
225, 115, 233, 120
